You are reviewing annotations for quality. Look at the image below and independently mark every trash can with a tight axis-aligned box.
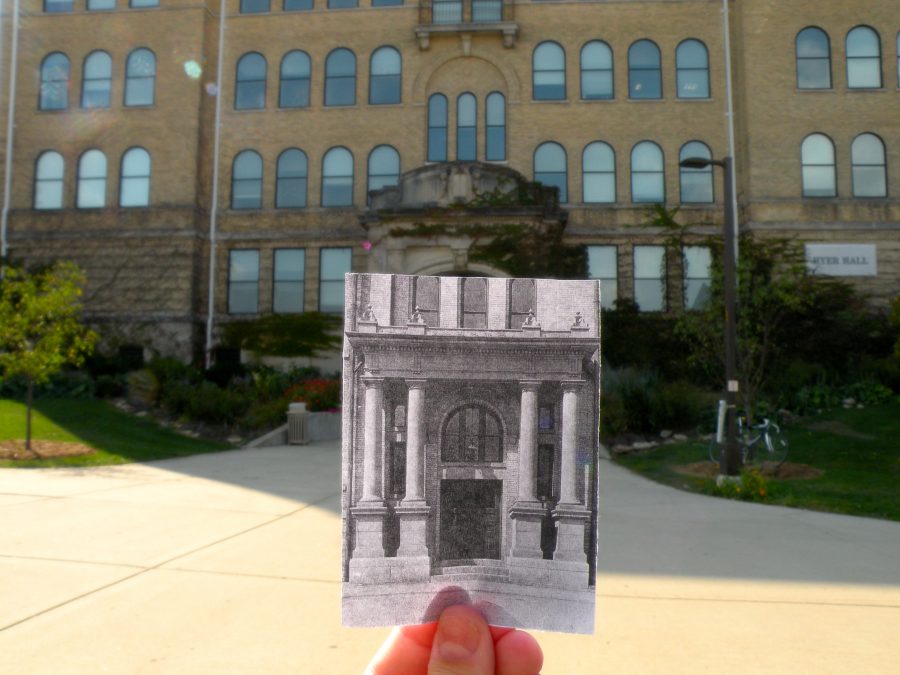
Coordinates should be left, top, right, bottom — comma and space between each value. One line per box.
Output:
287, 402, 310, 445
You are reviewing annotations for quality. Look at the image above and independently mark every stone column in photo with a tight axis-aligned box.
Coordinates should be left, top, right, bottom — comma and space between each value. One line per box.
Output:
394, 379, 431, 581
508, 380, 547, 583
349, 376, 390, 583
551, 380, 591, 589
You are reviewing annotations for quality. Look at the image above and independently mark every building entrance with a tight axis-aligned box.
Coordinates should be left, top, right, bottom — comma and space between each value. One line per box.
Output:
439, 479, 502, 561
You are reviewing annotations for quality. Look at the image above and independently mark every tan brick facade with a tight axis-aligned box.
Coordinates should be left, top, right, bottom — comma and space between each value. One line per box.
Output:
0, 0, 897, 359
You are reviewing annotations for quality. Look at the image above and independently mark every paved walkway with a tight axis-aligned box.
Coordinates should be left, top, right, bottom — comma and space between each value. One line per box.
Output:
1, 443, 898, 674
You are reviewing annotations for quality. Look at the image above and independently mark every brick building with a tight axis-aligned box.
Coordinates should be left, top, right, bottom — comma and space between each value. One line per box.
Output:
0, 0, 897, 360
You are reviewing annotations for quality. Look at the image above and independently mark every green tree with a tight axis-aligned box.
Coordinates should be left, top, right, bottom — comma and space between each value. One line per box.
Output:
0, 262, 97, 450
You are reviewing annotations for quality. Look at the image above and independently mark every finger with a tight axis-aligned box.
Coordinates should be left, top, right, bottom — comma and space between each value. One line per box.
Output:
495, 629, 543, 675
366, 623, 438, 675
428, 605, 494, 675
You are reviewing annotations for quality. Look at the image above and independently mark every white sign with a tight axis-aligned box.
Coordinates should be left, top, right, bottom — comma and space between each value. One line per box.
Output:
805, 244, 877, 277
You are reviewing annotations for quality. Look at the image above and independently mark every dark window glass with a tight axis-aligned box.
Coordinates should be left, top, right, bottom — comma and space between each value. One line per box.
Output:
319, 247, 351, 312
231, 150, 263, 209
284, 0, 313, 7
846, 26, 882, 88
432, 0, 461, 23
413, 275, 439, 325
472, 0, 500, 22
369, 47, 401, 104
581, 41, 613, 100
367, 145, 400, 201
241, 0, 270, 12
634, 245, 666, 312
374, 0, 403, 5
427, 94, 448, 162
280, 51, 310, 108
533, 42, 566, 100
509, 278, 535, 327
40, 53, 69, 110
44, 0, 73, 12
82, 51, 112, 108
442, 405, 503, 463
679, 141, 713, 203
461, 277, 487, 328
456, 93, 476, 160
273, 248, 305, 313
125, 49, 156, 106
801, 133, 836, 197
235, 53, 266, 110
683, 246, 711, 310
796, 27, 832, 89
322, 147, 354, 206
228, 250, 259, 314
534, 142, 567, 202
88, 0, 115, 10
34, 151, 65, 210
851, 133, 886, 198
120, 147, 151, 207
130, 0, 159, 6
77, 150, 107, 208
628, 39, 661, 99
676, 39, 709, 98
276, 148, 308, 208
485, 92, 505, 161
325, 48, 356, 106
328, 0, 357, 8
631, 141, 664, 203
583, 141, 615, 203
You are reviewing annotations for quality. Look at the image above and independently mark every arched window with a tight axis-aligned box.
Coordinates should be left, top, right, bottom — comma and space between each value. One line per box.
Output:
580, 40, 613, 100
321, 147, 354, 206
34, 151, 64, 210
851, 133, 887, 198
39, 53, 69, 110
119, 147, 151, 207
276, 148, 308, 208
235, 53, 266, 109
631, 141, 664, 203
456, 93, 476, 161
231, 150, 263, 209
367, 145, 400, 199
369, 46, 401, 105
582, 141, 616, 203
461, 277, 487, 328
679, 141, 713, 203
442, 404, 503, 463
509, 278, 535, 327
485, 92, 506, 161
279, 51, 310, 108
77, 149, 107, 208
800, 134, 836, 198
325, 48, 356, 106
846, 26, 882, 89
534, 142, 567, 202
124, 48, 156, 106
533, 42, 566, 100
628, 40, 661, 99
676, 39, 709, 98
81, 51, 112, 108
796, 27, 832, 89
412, 275, 439, 326
427, 93, 448, 162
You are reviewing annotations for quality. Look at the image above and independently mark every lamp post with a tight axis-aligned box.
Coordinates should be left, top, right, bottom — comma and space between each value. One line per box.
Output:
680, 155, 740, 477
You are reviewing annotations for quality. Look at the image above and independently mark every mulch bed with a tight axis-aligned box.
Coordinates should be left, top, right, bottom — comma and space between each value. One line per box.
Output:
675, 461, 824, 480
0, 440, 95, 461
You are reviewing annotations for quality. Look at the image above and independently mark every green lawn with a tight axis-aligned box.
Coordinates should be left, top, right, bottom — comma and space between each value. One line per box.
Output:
0, 398, 231, 468
613, 399, 900, 522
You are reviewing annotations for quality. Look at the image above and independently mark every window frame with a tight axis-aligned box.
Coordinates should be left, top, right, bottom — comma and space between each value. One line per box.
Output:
628, 39, 662, 100
851, 132, 887, 198
39, 52, 69, 111
633, 244, 667, 312
119, 146, 151, 207
532, 41, 567, 101
272, 248, 306, 314
318, 247, 352, 313
81, 50, 112, 109
34, 150, 65, 210
321, 146, 355, 207
227, 249, 260, 315
795, 26, 832, 90
800, 133, 837, 198
276, 148, 308, 208
630, 141, 665, 204
582, 141, 616, 204
675, 38, 710, 99
427, 93, 448, 162
231, 150, 264, 209
587, 245, 618, 310
279, 50, 311, 109
324, 48, 356, 106
124, 48, 157, 107
367, 145, 400, 202
456, 92, 477, 161
235, 52, 267, 110
441, 403, 504, 464
460, 277, 488, 328
508, 277, 535, 328
679, 141, 714, 203
368, 46, 401, 105
76, 149, 107, 209
682, 245, 711, 310
580, 40, 614, 101
845, 25, 883, 89
484, 91, 506, 161
240, 0, 271, 12
533, 141, 568, 203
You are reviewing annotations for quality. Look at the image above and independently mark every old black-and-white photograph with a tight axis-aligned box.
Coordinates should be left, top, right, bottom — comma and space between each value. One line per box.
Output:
341, 273, 600, 634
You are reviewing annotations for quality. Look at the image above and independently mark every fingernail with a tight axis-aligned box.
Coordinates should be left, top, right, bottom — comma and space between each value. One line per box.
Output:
437, 610, 482, 661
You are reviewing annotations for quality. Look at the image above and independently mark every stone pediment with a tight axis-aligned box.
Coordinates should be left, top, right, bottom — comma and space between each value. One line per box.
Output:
366, 161, 558, 213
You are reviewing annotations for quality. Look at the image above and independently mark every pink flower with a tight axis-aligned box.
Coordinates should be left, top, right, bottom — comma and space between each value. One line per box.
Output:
362, 241, 373, 251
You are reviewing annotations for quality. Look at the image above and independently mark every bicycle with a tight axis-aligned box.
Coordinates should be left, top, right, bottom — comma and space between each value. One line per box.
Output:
708, 410, 789, 468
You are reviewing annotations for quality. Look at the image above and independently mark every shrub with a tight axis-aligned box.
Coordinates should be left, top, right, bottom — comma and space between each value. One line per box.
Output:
600, 367, 658, 435
648, 380, 716, 431
148, 358, 200, 388
94, 373, 126, 398
184, 381, 252, 425
239, 396, 290, 430
714, 467, 770, 502
284, 378, 341, 412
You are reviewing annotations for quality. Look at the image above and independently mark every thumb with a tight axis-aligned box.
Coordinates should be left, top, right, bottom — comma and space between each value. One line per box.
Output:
428, 605, 494, 675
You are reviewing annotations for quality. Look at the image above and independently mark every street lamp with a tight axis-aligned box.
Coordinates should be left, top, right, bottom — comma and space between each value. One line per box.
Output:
680, 156, 740, 477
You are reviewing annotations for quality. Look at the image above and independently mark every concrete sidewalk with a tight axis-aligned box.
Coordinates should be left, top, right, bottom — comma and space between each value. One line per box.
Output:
1, 442, 898, 674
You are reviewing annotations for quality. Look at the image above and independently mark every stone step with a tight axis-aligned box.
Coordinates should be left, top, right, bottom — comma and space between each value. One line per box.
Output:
431, 572, 509, 583
440, 565, 508, 577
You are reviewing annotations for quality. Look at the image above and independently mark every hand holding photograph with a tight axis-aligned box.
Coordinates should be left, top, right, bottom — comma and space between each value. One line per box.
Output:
341, 273, 600, 634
